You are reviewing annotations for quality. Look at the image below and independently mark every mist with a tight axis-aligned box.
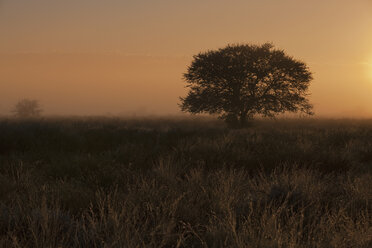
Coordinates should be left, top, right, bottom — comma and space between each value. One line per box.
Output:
1, 52, 372, 118
0, 53, 189, 116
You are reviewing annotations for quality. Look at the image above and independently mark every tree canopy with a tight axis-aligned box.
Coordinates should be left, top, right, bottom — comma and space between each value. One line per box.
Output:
12, 99, 42, 118
180, 43, 313, 126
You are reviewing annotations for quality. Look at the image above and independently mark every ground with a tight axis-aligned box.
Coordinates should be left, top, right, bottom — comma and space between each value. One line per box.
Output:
0, 117, 371, 247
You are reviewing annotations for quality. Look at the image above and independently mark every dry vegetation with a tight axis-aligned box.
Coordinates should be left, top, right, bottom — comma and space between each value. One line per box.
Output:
0, 117, 371, 247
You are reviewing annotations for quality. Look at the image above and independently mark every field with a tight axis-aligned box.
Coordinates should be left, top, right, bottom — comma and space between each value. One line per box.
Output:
0, 117, 371, 247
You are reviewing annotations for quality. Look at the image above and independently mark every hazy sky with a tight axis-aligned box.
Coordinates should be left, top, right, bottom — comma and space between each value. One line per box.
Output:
1, 0, 372, 116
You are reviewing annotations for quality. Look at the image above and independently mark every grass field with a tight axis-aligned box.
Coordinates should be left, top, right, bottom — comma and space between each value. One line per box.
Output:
0, 117, 371, 247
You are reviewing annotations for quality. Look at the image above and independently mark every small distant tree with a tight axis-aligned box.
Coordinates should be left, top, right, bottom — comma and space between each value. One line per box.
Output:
12, 99, 42, 118
180, 43, 313, 127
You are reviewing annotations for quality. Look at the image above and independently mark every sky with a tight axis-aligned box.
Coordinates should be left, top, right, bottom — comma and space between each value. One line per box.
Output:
1, 0, 372, 117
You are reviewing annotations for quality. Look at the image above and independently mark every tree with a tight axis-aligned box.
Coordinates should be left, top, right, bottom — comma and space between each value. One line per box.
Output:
12, 99, 42, 118
180, 43, 313, 127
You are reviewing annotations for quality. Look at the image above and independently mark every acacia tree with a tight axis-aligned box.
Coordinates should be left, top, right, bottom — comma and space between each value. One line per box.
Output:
12, 99, 42, 118
180, 43, 313, 127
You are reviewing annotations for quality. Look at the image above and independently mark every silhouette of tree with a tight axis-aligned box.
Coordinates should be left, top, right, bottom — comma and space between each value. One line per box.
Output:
12, 99, 42, 118
180, 43, 313, 127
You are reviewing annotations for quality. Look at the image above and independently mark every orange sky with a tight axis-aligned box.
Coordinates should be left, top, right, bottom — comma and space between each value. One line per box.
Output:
1, 0, 372, 117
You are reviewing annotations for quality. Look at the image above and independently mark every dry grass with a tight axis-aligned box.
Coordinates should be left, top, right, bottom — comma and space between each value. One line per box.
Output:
0, 117, 371, 247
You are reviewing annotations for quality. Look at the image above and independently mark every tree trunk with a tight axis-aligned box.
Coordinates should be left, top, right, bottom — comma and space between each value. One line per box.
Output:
239, 113, 247, 127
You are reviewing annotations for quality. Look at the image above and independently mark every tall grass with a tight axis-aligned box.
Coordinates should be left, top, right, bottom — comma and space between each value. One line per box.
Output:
0, 117, 371, 247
